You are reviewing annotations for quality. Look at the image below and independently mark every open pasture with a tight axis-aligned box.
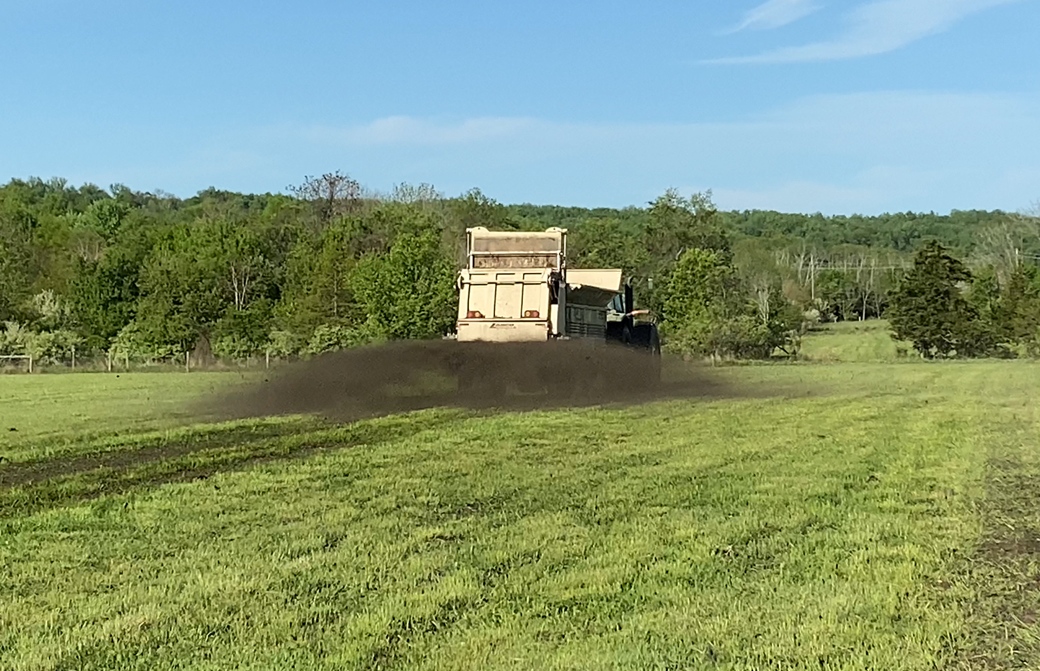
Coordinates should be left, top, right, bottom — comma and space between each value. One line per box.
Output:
2, 341, 1039, 669
797, 320, 909, 363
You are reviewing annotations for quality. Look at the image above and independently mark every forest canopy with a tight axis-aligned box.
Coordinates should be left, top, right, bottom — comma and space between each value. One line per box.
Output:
0, 174, 1036, 364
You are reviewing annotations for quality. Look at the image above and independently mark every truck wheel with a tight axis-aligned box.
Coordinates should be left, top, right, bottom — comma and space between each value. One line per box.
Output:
647, 326, 662, 384
648, 326, 661, 356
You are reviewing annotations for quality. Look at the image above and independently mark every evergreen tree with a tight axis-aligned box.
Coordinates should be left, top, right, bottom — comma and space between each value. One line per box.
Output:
995, 267, 1040, 354
888, 240, 992, 358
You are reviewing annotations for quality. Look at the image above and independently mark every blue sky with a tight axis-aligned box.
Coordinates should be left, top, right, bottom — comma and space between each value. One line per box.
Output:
1, 0, 1037, 214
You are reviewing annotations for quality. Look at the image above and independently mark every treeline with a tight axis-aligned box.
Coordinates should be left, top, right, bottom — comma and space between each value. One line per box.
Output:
888, 241, 1040, 359
510, 203, 1016, 254
0, 174, 1035, 365
0, 174, 481, 364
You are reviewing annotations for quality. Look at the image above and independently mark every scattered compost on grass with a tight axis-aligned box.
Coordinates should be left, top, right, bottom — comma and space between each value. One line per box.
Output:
212, 339, 743, 423
0, 341, 752, 490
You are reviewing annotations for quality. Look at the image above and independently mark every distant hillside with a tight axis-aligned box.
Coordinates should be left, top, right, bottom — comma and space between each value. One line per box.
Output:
506, 204, 1016, 255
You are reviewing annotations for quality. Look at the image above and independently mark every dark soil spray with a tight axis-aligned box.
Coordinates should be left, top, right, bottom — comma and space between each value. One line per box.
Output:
215, 339, 739, 422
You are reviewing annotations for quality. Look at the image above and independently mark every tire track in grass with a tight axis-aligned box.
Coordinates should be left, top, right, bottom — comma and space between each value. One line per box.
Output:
0, 410, 466, 519
953, 384, 1040, 669
957, 456, 1040, 669
0, 420, 321, 488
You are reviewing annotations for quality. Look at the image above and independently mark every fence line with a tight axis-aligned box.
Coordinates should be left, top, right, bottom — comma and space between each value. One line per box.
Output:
0, 355, 32, 373
0, 351, 291, 374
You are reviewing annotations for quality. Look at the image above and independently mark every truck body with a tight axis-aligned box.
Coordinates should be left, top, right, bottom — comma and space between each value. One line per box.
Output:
455, 227, 659, 353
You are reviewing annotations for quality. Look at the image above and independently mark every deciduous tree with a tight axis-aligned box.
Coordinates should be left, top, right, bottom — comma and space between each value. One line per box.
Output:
351, 230, 456, 340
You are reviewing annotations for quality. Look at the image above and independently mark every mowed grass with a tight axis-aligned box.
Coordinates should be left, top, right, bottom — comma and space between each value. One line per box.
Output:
1, 356, 1039, 668
0, 372, 253, 463
799, 320, 910, 363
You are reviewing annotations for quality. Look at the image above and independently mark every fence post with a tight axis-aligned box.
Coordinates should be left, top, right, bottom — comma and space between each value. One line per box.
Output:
266, 350, 270, 370
185, 351, 190, 373
28, 356, 33, 374
71, 346, 76, 371
107, 352, 112, 372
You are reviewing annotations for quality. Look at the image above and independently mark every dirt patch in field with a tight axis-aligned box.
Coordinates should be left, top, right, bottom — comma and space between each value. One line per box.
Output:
0, 422, 310, 490
0, 413, 462, 516
955, 458, 1040, 669
210, 339, 743, 423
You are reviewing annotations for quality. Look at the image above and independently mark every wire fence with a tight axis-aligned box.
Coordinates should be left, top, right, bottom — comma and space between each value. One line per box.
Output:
0, 351, 298, 374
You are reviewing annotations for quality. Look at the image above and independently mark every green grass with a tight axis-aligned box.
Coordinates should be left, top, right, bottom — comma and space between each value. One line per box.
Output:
799, 319, 911, 363
1, 361, 1039, 669
0, 372, 254, 463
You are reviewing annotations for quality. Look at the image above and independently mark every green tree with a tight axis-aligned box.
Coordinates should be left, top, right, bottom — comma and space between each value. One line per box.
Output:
67, 252, 140, 351
0, 206, 36, 321
135, 230, 226, 352
662, 248, 739, 359
645, 189, 730, 266
442, 189, 516, 266
447, 188, 515, 232
663, 247, 797, 360
275, 213, 387, 342
84, 198, 132, 240
569, 218, 648, 277
994, 267, 1040, 354
968, 266, 1003, 340
816, 270, 861, 321
888, 241, 992, 358
351, 230, 456, 340
134, 220, 277, 354
211, 299, 274, 359
643, 189, 729, 315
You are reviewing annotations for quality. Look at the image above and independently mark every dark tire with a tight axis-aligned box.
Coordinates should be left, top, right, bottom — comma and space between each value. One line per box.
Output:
647, 326, 662, 384
628, 324, 662, 388
648, 325, 661, 356
629, 324, 659, 352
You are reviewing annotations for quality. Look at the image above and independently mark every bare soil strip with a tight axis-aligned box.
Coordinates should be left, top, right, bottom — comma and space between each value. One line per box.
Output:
0, 422, 313, 489
957, 457, 1040, 669
0, 413, 461, 517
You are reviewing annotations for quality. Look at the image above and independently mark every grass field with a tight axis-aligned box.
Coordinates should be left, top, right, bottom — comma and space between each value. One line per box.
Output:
798, 320, 910, 363
0, 372, 251, 462
2, 325, 1040, 670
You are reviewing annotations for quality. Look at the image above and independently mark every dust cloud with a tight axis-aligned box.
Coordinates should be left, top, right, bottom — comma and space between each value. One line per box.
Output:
213, 339, 740, 423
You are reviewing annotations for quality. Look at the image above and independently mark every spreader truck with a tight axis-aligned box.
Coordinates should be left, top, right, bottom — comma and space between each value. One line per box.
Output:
448, 227, 660, 398
455, 226, 659, 351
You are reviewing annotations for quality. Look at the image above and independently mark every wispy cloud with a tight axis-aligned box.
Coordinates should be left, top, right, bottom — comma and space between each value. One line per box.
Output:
709, 0, 1022, 63
725, 0, 823, 33
264, 90, 1040, 213
305, 116, 538, 145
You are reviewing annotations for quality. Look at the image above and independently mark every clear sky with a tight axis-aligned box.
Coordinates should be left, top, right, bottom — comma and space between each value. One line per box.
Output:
1, 0, 1037, 214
